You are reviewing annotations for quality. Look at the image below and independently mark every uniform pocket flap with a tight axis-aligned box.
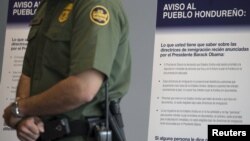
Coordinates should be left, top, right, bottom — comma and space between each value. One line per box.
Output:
27, 28, 39, 41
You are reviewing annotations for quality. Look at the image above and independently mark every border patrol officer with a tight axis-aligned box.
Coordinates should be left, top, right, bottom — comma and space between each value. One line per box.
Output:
3, 0, 131, 141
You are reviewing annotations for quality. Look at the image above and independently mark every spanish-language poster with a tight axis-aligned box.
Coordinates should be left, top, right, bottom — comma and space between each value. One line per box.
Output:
148, 0, 250, 141
0, 0, 39, 140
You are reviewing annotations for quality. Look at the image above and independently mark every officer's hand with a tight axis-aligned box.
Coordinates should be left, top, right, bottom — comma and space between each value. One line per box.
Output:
16, 117, 44, 141
2, 104, 22, 128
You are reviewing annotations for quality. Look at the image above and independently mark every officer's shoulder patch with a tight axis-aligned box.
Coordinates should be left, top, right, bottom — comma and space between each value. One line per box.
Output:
90, 5, 110, 26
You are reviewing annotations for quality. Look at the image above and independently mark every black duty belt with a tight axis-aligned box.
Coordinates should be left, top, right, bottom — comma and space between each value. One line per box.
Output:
37, 118, 97, 141
37, 101, 126, 141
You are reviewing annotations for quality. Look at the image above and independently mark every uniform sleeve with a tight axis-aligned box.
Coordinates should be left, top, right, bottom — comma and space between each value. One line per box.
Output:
69, 1, 121, 78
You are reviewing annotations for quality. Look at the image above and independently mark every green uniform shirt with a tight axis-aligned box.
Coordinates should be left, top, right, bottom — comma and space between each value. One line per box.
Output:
22, 0, 131, 140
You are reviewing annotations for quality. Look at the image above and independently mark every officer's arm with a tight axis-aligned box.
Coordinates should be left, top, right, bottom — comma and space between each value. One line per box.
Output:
18, 69, 104, 116
3, 74, 31, 128
16, 74, 31, 99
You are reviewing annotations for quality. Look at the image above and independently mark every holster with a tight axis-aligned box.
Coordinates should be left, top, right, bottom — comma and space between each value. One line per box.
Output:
109, 101, 126, 141
87, 101, 126, 141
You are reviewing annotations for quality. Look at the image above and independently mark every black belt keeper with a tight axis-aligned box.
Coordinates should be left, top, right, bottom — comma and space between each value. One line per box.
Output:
68, 120, 89, 137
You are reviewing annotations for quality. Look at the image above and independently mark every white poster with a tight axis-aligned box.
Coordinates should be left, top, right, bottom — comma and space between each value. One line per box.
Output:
148, 0, 250, 141
0, 0, 39, 140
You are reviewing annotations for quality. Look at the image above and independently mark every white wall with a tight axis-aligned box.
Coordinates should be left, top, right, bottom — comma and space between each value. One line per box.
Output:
121, 0, 157, 141
0, 0, 8, 81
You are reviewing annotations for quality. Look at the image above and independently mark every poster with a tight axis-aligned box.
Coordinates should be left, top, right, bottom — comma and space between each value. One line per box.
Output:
0, 0, 39, 140
148, 0, 250, 141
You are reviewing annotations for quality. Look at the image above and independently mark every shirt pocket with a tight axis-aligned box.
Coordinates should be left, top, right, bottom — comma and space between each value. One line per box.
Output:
42, 27, 71, 77
23, 18, 42, 76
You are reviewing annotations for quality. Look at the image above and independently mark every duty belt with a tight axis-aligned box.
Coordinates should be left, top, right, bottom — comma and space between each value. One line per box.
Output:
37, 117, 100, 141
